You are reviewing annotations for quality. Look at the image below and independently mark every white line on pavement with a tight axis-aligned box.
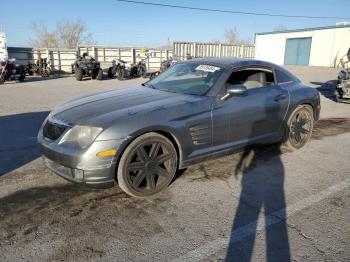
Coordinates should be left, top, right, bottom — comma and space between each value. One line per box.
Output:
171, 178, 350, 262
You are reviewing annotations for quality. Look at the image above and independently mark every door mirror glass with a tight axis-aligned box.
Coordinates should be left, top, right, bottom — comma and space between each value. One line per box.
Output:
221, 84, 247, 100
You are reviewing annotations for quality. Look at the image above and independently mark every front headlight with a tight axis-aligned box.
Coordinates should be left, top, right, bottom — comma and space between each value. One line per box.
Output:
59, 125, 103, 149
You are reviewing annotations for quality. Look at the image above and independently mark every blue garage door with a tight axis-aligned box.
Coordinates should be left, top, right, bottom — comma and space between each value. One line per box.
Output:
284, 37, 312, 66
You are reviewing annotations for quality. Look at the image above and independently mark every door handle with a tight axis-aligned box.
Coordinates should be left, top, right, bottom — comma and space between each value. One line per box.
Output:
274, 94, 287, 101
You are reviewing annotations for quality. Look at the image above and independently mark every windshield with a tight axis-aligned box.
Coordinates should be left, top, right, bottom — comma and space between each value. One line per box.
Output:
147, 63, 224, 95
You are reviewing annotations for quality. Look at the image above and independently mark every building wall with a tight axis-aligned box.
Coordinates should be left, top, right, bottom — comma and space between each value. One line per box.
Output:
255, 26, 350, 67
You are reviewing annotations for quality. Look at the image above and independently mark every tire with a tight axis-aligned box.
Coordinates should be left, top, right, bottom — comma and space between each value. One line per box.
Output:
282, 105, 314, 151
335, 90, 347, 103
138, 65, 146, 78
17, 67, 25, 81
18, 72, 25, 81
141, 66, 147, 78
117, 132, 178, 198
117, 68, 124, 80
75, 67, 83, 81
107, 67, 115, 79
96, 68, 103, 80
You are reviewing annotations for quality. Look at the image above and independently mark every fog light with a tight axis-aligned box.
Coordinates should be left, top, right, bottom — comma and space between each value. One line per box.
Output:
72, 169, 84, 180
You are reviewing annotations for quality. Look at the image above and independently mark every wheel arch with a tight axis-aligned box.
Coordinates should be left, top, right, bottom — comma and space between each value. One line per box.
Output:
113, 128, 184, 181
286, 100, 317, 123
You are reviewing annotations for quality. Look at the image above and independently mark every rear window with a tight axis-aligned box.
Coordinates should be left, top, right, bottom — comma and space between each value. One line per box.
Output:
275, 69, 293, 84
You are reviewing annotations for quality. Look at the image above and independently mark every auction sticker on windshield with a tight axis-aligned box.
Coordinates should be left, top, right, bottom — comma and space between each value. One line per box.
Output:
195, 65, 221, 72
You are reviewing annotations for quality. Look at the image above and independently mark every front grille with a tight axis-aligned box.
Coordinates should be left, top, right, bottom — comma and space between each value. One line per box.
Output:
43, 121, 66, 141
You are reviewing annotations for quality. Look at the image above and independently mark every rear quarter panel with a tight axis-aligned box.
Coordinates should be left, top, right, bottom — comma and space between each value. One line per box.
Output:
285, 82, 320, 121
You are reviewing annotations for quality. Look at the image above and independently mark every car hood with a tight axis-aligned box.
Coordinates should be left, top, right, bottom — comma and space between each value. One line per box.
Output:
51, 85, 205, 127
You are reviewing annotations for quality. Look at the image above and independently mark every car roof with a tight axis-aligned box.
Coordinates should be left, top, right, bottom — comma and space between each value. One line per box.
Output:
178, 57, 301, 82
179, 57, 276, 68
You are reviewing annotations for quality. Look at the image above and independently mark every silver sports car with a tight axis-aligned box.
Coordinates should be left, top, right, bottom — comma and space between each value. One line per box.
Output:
38, 58, 320, 197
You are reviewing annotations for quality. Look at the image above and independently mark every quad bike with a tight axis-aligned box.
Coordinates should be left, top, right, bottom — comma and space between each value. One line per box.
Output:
28, 58, 52, 77
335, 48, 350, 103
107, 59, 146, 80
73, 53, 103, 81
0, 58, 26, 85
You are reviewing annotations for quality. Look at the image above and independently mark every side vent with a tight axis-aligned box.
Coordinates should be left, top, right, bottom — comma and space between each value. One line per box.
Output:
189, 124, 211, 146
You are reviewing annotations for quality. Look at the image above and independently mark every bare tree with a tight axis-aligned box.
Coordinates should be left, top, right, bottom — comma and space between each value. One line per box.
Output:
30, 20, 96, 48
56, 20, 96, 48
30, 21, 59, 48
224, 27, 239, 44
224, 27, 252, 45
274, 25, 287, 32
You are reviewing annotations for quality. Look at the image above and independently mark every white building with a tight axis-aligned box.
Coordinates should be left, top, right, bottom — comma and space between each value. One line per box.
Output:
0, 32, 8, 60
255, 24, 350, 67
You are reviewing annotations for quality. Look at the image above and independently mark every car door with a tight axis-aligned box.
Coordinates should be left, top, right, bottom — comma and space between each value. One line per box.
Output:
211, 66, 289, 149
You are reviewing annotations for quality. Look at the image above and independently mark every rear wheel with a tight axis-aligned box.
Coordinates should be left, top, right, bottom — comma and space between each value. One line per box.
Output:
117, 68, 124, 80
18, 72, 25, 81
75, 67, 83, 81
96, 68, 103, 80
335, 90, 347, 103
107, 67, 115, 78
117, 132, 178, 197
283, 105, 314, 150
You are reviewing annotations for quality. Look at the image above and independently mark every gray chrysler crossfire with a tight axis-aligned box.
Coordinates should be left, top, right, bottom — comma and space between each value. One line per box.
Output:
38, 58, 320, 197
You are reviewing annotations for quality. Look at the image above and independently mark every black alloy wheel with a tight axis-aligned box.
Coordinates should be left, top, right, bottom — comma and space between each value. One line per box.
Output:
117, 132, 177, 197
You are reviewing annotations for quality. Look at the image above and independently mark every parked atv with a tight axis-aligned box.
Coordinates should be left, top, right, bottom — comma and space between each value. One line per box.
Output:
335, 48, 350, 103
107, 59, 146, 80
73, 53, 103, 81
107, 59, 123, 80
0, 58, 26, 85
28, 58, 52, 77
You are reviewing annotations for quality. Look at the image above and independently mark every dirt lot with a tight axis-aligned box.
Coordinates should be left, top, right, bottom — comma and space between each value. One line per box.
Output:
1, 68, 350, 262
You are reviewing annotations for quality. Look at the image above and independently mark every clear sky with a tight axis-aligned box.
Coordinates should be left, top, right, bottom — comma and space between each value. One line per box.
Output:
1, 0, 349, 47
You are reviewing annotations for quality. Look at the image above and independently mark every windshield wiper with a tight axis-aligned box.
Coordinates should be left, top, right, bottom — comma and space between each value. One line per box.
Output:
142, 82, 156, 89
157, 88, 179, 94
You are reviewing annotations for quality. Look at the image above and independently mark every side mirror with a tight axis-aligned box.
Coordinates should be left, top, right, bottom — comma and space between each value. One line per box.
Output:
221, 84, 247, 100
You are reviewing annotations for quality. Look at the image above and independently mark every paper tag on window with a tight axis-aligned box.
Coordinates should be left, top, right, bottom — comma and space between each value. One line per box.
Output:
195, 65, 220, 72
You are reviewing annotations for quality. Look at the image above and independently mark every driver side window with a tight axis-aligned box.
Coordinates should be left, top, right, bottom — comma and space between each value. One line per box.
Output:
227, 68, 275, 90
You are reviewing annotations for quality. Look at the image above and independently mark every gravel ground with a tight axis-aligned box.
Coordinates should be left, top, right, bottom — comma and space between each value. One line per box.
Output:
0, 68, 350, 261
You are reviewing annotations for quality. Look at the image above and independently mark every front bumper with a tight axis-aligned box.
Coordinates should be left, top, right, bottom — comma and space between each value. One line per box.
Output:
38, 131, 124, 188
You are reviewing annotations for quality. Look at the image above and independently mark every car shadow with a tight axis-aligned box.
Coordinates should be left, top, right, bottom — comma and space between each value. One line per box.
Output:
0, 111, 49, 176
311, 80, 337, 102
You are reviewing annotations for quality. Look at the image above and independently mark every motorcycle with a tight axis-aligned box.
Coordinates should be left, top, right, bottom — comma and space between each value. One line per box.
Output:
0, 58, 26, 85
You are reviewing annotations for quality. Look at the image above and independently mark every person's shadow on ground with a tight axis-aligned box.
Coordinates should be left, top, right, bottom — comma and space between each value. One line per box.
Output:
226, 98, 291, 262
